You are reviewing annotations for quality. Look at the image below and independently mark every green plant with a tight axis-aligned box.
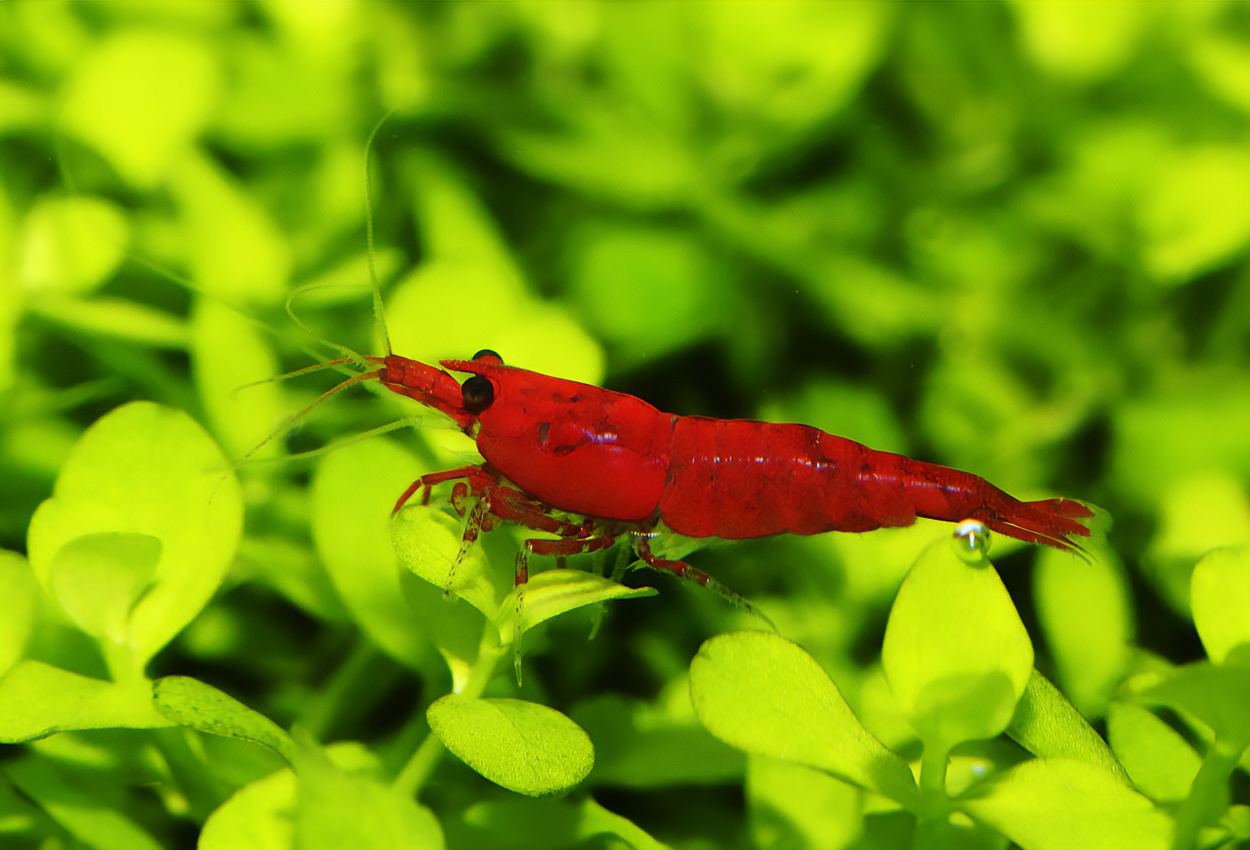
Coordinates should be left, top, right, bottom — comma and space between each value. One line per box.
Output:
4, 2, 1249, 848
4, 410, 1247, 848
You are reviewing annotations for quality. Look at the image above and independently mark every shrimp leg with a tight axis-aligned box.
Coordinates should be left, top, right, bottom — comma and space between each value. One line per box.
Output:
631, 535, 774, 630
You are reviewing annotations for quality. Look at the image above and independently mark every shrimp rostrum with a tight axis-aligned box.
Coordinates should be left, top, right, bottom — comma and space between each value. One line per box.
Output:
357, 349, 1092, 613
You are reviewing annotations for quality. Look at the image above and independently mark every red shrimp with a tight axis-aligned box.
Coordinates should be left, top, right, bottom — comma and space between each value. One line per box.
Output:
364, 349, 1093, 596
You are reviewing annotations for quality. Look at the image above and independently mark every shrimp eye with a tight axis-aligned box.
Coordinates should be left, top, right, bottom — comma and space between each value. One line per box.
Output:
461, 375, 495, 413
472, 349, 503, 364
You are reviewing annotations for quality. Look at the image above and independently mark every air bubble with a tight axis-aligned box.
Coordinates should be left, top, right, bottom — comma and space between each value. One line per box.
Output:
953, 519, 991, 563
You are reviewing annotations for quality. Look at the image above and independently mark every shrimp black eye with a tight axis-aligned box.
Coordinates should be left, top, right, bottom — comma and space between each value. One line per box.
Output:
472, 349, 503, 364
461, 375, 494, 414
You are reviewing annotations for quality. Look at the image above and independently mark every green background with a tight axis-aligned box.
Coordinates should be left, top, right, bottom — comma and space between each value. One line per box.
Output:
1, 1, 1247, 848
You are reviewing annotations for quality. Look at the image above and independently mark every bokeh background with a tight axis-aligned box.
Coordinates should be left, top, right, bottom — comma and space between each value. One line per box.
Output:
2, 1, 1248, 847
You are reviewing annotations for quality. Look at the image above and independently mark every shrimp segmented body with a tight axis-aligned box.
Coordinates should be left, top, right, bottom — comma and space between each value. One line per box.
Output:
369, 349, 1092, 585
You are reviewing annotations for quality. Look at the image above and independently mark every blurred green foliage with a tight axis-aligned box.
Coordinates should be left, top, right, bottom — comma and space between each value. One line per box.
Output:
1, 1, 1248, 848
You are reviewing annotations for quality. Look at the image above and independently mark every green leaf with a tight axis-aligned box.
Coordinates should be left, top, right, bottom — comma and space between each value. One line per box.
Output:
19, 195, 129, 294
168, 152, 291, 304
1007, 669, 1130, 785
388, 149, 604, 384
59, 30, 219, 188
0, 661, 172, 742
26, 402, 243, 668
0, 551, 39, 677
698, 1, 891, 127
448, 796, 669, 850
572, 694, 745, 788
1107, 701, 1201, 803
958, 759, 1171, 850
28, 294, 188, 348
1190, 546, 1250, 665
1034, 546, 1133, 716
426, 695, 594, 796
202, 744, 414, 850
189, 298, 285, 459
391, 503, 501, 619
913, 671, 1018, 758
1010, 0, 1148, 80
1113, 392, 1250, 514
882, 538, 1034, 754
511, 568, 656, 638
310, 439, 436, 669
1133, 662, 1250, 750
567, 222, 722, 362
5, 757, 164, 850
498, 109, 696, 210
746, 756, 861, 850
200, 769, 295, 850
294, 743, 445, 850
1140, 145, 1250, 282
1144, 471, 1250, 614
689, 630, 917, 805
387, 258, 604, 387
48, 532, 161, 642
398, 568, 488, 693
152, 676, 295, 763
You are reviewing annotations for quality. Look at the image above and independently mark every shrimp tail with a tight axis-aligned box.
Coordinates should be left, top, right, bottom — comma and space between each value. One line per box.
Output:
867, 451, 1094, 554
976, 496, 1094, 554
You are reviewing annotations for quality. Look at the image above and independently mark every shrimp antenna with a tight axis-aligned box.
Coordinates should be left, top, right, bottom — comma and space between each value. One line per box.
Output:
237, 108, 408, 468
235, 415, 425, 467
282, 284, 372, 369
235, 366, 386, 467
234, 356, 357, 395
364, 108, 399, 358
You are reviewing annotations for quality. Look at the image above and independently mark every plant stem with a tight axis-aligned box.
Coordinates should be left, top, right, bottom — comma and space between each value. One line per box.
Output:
919, 743, 949, 797
103, 638, 140, 684
1171, 739, 1241, 850
297, 641, 380, 740
392, 729, 446, 799
912, 744, 952, 850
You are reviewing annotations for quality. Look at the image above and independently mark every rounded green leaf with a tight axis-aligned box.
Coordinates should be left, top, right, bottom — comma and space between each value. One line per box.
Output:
689, 631, 916, 804
387, 258, 604, 387
153, 676, 295, 763
59, 30, 219, 188
1107, 701, 1200, 802
26, 402, 243, 668
0, 551, 39, 677
1034, 545, 1133, 716
1191, 546, 1250, 665
5, 757, 164, 850
1007, 670, 1129, 784
746, 756, 861, 850
426, 695, 594, 796
1140, 145, 1250, 282
49, 532, 161, 642
190, 299, 285, 459
511, 568, 656, 638
391, 503, 501, 619
19, 196, 129, 294
568, 223, 721, 362
1133, 662, 1250, 749
958, 759, 1171, 850
882, 538, 1034, 752
311, 439, 436, 669
200, 769, 295, 850
29, 295, 188, 348
168, 153, 290, 304
0, 661, 173, 742
295, 745, 445, 850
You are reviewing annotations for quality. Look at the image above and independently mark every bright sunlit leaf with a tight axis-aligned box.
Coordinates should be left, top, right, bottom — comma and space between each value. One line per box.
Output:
427, 695, 595, 796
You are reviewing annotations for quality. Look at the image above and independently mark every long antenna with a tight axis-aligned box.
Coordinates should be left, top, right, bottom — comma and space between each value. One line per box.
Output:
364, 109, 400, 358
